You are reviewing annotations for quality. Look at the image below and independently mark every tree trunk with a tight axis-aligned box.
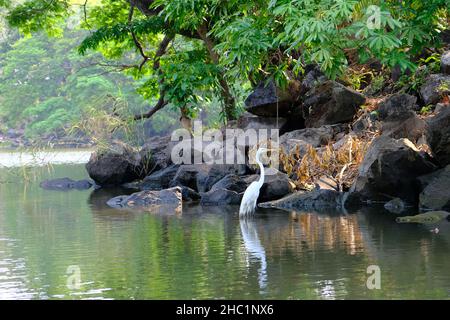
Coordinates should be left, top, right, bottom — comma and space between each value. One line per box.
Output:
197, 24, 237, 121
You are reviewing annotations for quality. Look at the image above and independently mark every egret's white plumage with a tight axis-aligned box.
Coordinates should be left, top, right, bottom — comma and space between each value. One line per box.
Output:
239, 147, 271, 217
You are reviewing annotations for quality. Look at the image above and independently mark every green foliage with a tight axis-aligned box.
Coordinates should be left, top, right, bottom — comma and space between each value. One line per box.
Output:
395, 52, 443, 93
0, 25, 150, 140
2, 0, 449, 131
6, 0, 69, 36
78, 17, 167, 55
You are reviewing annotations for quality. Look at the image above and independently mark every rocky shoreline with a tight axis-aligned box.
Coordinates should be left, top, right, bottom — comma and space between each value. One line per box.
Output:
41, 52, 450, 221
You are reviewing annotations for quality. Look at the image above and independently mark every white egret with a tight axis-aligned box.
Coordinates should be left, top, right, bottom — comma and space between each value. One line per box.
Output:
239, 147, 273, 216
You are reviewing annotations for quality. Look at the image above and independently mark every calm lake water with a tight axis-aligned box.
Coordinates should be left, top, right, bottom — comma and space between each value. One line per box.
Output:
0, 150, 449, 299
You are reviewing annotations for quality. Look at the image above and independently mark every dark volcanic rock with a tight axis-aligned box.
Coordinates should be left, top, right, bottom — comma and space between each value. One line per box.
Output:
244, 79, 300, 117
169, 164, 247, 193
384, 198, 406, 214
345, 136, 437, 206
210, 174, 249, 193
169, 165, 208, 191
425, 106, 450, 166
140, 135, 173, 170
236, 113, 287, 131
180, 186, 201, 202
259, 189, 341, 210
200, 188, 243, 205
303, 81, 366, 127
258, 168, 295, 202
419, 74, 450, 105
141, 164, 180, 190
381, 112, 426, 143
86, 143, 146, 186
377, 94, 418, 120
196, 164, 248, 193
419, 165, 450, 210
40, 178, 93, 191
279, 125, 338, 154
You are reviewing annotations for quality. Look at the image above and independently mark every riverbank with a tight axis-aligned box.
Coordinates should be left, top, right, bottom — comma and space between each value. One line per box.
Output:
79, 51, 450, 218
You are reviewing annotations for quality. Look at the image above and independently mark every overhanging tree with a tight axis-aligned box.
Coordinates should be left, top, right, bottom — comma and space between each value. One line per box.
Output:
3, 0, 449, 123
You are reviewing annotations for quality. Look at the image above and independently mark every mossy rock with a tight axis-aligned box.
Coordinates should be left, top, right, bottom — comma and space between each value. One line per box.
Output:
396, 211, 450, 224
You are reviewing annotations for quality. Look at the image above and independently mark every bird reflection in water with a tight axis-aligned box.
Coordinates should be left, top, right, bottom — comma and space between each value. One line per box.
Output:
239, 218, 268, 293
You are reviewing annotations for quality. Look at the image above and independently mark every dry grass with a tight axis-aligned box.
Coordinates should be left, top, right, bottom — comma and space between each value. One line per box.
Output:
280, 135, 373, 191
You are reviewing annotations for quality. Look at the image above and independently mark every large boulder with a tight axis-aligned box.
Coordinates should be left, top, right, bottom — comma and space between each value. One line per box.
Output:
200, 188, 243, 205
210, 174, 249, 193
244, 79, 300, 117
107, 186, 182, 210
377, 94, 418, 120
425, 106, 450, 166
419, 165, 450, 210
257, 168, 295, 202
141, 164, 180, 190
140, 135, 172, 170
345, 136, 437, 206
86, 143, 146, 186
169, 164, 209, 191
197, 164, 248, 193
441, 51, 450, 75
235, 113, 287, 131
259, 189, 342, 211
303, 80, 366, 127
169, 164, 247, 193
40, 178, 94, 191
381, 113, 426, 143
419, 74, 450, 105
180, 186, 201, 202
279, 125, 339, 154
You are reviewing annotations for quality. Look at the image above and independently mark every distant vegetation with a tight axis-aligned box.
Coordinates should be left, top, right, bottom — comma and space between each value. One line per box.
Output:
0, 0, 449, 145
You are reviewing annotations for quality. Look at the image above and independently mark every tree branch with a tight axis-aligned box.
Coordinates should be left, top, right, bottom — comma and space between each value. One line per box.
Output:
128, 5, 150, 71
132, 34, 173, 121
133, 96, 168, 120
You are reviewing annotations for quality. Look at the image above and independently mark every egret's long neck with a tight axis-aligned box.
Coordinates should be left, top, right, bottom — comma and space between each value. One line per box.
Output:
257, 153, 265, 187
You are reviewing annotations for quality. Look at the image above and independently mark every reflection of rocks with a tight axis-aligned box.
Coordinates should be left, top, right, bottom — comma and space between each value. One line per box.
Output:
40, 178, 93, 191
